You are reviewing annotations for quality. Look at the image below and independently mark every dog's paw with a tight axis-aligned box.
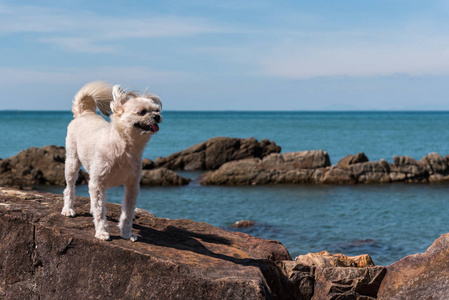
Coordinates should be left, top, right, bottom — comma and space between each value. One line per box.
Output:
61, 208, 76, 217
129, 233, 138, 242
95, 231, 111, 241
121, 232, 138, 242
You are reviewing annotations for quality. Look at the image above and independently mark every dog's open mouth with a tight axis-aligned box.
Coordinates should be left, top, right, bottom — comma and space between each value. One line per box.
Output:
134, 123, 159, 132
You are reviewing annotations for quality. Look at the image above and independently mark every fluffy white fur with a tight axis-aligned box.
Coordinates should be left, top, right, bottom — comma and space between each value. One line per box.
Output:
61, 81, 162, 241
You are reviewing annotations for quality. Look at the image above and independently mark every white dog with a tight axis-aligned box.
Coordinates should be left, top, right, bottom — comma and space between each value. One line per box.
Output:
61, 81, 162, 241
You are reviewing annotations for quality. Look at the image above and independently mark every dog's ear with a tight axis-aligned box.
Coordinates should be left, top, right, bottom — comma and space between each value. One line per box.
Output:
111, 85, 126, 115
151, 95, 162, 110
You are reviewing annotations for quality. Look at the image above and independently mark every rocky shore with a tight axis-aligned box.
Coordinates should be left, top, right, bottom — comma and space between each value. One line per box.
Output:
1, 187, 448, 299
200, 150, 449, 185
1, 137, 448, 187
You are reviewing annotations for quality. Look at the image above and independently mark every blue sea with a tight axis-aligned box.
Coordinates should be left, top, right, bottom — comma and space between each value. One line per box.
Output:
2, 110, 449, 266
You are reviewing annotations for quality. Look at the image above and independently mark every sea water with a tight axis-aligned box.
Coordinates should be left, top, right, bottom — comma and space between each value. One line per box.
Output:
2, 111, 449, 265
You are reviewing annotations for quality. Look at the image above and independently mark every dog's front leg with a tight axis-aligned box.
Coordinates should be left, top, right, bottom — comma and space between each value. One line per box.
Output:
119, 182, 139, 242
89, 180, 110, 241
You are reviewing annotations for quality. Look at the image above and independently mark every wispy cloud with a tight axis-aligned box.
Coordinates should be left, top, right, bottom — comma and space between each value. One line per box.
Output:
0, 4, 226, 53
2, 2, 449, 82
0, 66, 189, 89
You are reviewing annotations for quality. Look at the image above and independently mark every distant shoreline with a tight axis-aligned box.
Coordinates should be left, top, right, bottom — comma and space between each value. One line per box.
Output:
2, 109, 449, 113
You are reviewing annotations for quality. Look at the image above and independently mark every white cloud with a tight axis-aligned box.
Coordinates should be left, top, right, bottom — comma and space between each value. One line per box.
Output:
0, 66, 188, 88
3, 2, 449, 80
255, 29, 449, 78
0, 4, 225, 53
38, 37, 117, 53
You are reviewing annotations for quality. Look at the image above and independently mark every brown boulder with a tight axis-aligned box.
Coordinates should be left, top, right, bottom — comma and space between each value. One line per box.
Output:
231, 220, 256, 228
392, 155, 428, 182
322, 166, 356, 184
259, 151, 330, 170
312, 266, 386, 300
349, 160, 391, 183
378, 232, 449, 299
421, 152, 449, 175
0, 146, 190, 187
279, 251, 385, 300
154, 137, 281, 170
140, 168, 190, 186
141, 158, 154, 170
295, 251, 375, 268
200, 151, 330, 185
0, 146, 87, 187
337, 152, 369, 168
0, 188, 291, 299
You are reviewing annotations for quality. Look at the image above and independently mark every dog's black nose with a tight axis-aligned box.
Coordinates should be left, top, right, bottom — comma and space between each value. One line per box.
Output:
153, 114, 161, 122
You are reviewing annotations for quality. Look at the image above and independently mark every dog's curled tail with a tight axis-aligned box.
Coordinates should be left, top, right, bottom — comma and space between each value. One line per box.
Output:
72, 81, 113, 118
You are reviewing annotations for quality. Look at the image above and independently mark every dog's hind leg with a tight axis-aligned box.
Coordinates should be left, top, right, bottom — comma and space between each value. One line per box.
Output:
61, 150, 81, 217
119, 182, 139, 242
89, 180, 110, 240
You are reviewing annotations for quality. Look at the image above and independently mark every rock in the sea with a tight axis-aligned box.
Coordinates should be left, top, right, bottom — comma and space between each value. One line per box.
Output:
141, 158, 154, 170
202, 149, 449, 185
0, 146, 87, 187
421, 152, 449, 182
140, 168, 190, 186
322, 166, 356, 184
200, 150, 330, 185
0, 146, 189, 187
378, 232, 449, 299
349, 160, 391, 183
0, 188, 291, 299
231, 220, 256, 228
392, 155, 428, 182
337, 152, 369, 168
154, 137, 281, 170
421, 152, 449, 174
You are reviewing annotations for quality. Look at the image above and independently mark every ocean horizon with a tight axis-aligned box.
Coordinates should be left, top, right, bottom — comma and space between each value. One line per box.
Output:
2, 110, 449, 265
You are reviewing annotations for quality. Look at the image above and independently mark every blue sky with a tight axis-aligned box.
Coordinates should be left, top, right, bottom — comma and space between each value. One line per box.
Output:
1, 0, 449, 110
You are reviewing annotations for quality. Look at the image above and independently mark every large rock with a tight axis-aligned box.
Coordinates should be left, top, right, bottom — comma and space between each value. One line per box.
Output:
312, 266, 386, 300
378, 232, 449, 299
392, 155, 429, 182
154, 137, 281, 170
200, 151, 330, 185
295, 251, 375, 268
0, 146, 189, 187
421, 153, 449, 182
0, 188, 291, 299
349, 160, 391, 184
140, 168, 190, 186
279, 251, 386, 300
337, 152, 369, 168
322, 166, 356, 184
202, 150, 449, 185
0, 146, 87, 187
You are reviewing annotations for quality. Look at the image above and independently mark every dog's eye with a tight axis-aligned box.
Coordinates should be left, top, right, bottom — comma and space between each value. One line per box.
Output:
137, 109, 147, 116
